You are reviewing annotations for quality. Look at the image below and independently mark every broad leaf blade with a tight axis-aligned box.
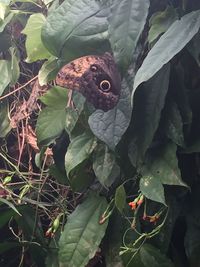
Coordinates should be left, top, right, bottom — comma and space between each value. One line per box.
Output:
22, 13, 51, 62
65, 132, 97, 177
132, 10, 200, 96
129, 63, 170, 166
42, 0, 110, 60
59, 194, 108, 267
36, 87, 68, 146
140, 175, 166, 205
142, 142, 188, 188
88, 78, 131, 149
108, 0, 149, 69
93, 145, 120, 187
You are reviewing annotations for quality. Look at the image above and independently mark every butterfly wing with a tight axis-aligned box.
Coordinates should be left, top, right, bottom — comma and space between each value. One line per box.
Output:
56, 53, 121, 111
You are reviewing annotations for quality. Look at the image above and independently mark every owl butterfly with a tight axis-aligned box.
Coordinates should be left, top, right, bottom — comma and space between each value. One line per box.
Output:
55, 52, 121, 111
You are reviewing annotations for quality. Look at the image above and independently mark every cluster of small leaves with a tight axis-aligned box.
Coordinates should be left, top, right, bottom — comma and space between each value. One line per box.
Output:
1, 0, 200, 266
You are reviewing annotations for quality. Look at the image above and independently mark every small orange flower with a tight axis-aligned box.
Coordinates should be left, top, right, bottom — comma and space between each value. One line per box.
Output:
128, 201, 137, 210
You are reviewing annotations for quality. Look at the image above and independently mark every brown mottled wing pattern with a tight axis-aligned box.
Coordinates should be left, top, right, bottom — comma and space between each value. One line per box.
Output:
55, 53, 121, 111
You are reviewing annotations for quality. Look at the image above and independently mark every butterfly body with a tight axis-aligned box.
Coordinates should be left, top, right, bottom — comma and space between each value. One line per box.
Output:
56, 53, 121, 111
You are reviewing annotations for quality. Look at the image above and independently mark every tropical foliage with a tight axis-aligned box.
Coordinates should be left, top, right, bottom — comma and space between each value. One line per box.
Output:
0, 0, 200, 266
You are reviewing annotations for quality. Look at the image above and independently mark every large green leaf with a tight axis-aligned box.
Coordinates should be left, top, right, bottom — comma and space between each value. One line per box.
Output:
22, 13, 51, 62
132, 10, 200, 97
36, 87, 68, 146
129, 63, 170, 166
88, 78, 131, 149
59, 193, 108, 267
42, 0, 110, 60
65, 131, 97, 177
140, 175, 166, 205
108, 0, 149, 69
148, 6, 178, 44
93, 144, 120, 187
142, 142, 188, 188
0, 60, 11, 96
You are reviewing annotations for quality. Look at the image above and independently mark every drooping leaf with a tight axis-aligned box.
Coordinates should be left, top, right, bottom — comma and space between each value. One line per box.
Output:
129, 63, 170, 166
0, 60, 11, 96
42, 0, 110, 60
139, 175, 166, 205
59, 193, 108, 267
0, 197, 21, 216
65, 131, 97, 177
108, 0, 149, 69
148, 6, 178, 44
88, 78, 131, 149
22, 13, 51, 62
115, 184, 126, 213
132, 10, 200, 97
93, 144, 120, 187
36, 87, 68, 146
142, 142, 188, 188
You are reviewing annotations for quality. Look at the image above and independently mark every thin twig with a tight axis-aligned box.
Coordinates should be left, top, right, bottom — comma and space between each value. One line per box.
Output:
0, 76, 38, 101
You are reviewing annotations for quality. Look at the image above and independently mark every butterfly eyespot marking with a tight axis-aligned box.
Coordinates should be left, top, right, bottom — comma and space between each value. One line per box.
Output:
99, 80, 111, 92
90, 65, 98, 72
55, 53, 121, 111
